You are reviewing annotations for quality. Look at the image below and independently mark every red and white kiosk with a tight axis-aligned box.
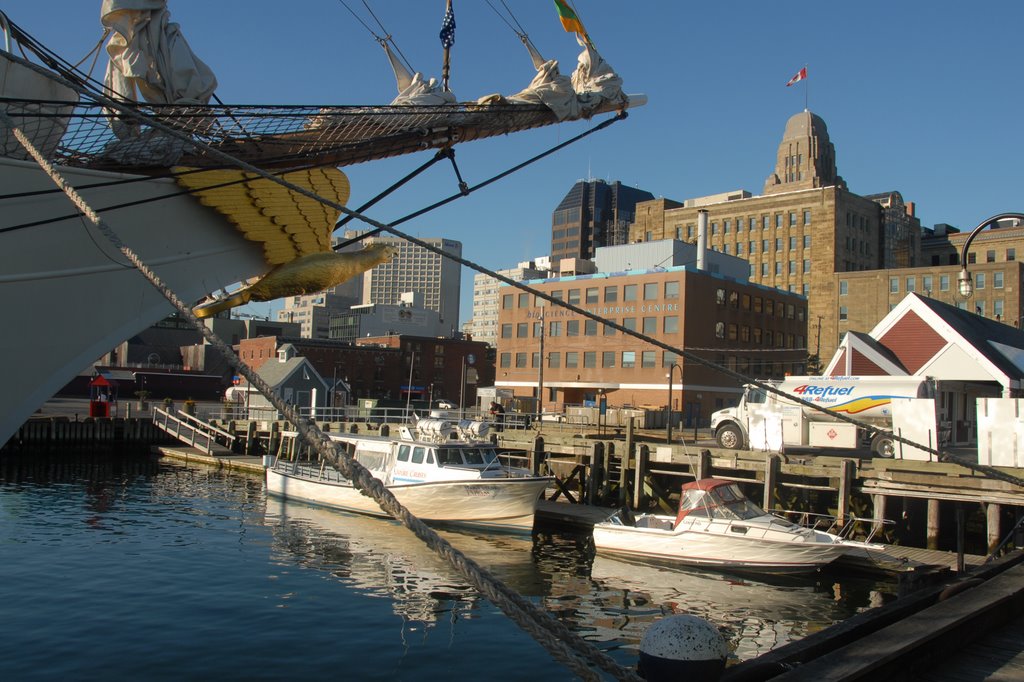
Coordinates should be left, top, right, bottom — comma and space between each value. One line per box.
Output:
88, 374, 119, 418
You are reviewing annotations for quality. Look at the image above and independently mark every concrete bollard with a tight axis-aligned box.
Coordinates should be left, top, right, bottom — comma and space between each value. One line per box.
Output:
637, 615, 728, 681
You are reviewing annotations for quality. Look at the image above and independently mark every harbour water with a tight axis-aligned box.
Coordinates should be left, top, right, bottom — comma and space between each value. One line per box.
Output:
0, 453, 896, 680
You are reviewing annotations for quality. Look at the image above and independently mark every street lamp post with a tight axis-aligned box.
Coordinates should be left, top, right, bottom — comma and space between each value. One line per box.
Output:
666, 363, 681, 444
957, 213, 1024, 299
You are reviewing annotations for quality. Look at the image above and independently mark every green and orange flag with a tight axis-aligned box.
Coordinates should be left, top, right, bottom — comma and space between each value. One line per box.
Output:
553, 0, 584, 33
553, 0, 592, 46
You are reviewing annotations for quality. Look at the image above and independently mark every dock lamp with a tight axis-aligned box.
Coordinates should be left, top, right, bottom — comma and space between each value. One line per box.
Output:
956, 213, 1024, 300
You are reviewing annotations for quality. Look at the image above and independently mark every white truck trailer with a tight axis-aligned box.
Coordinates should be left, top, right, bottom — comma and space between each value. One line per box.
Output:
710, 375, 936, 457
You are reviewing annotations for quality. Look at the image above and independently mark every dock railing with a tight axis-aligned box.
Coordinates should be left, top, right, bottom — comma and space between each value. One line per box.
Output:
152, 407, 235, 454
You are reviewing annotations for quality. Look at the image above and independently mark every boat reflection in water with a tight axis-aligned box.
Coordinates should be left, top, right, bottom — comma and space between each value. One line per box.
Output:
264, 498, 895, 665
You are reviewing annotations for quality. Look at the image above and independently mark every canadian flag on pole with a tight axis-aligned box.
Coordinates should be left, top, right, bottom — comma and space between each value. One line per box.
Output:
786, 67, 807, 87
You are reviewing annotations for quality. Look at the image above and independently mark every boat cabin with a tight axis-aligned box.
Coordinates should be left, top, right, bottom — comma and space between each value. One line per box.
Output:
674, 479, 768, 526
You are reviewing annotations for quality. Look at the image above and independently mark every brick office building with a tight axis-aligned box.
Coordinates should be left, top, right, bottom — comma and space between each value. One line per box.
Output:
495, 267, 806, 425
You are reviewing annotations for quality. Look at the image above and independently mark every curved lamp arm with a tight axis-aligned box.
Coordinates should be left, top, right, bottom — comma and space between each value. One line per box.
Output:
957, 212, 1024, 299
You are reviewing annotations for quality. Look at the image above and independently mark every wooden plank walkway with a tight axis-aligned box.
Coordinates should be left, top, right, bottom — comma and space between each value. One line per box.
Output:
920, 613, 1024, 681
157, 446, 265, 474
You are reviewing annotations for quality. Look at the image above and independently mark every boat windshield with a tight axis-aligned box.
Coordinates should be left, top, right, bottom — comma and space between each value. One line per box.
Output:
436, 447, 500, 467
680, 483, 767, 520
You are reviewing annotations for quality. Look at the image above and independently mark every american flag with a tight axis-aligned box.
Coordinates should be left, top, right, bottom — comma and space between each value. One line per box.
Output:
439, 2, 456, 49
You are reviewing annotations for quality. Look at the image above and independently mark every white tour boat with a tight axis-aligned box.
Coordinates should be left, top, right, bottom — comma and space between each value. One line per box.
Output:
592, 479, 872, 573
0, 2, 643, 448
266, 418, 552, 533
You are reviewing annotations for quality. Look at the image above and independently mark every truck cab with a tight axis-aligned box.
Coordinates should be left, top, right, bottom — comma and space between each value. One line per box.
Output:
711, 382, 775, 449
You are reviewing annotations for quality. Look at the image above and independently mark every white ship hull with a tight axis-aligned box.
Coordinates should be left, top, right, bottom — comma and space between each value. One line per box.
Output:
0, 156, 265, 446
266, 462, 549, 533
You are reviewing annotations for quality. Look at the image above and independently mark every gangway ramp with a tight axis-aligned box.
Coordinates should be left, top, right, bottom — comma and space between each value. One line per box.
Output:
152, 407, 235, 456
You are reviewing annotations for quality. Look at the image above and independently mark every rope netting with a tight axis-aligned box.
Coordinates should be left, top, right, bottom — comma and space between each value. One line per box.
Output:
0, 94, 581, 171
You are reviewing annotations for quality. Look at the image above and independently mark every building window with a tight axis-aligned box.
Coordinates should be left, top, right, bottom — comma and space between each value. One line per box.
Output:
761, 263, 769, 277
586, 287, 599, 304
715, 322, 725, 338
803, 209, 811, 225
753, 327, 762, 344
515, 352, 527, 368
906, 276, 916, 293
765, 299, 774, 316
994, 271, 1004, 289
889, 277, 899, 293
566, 320, 579, 336
995, 299, 1004, 318
603, 322, 616, 336
641, 351, 656, 368
716, 288, 726, 305
665, 281, 679, 299
804, 235, 811, 249
501, 294, 513, 309
789, 236, 798, 250
566, 351, 579, 368
568, 289, 580, 305
664, 316, 679, 334
789, 260, 796, 274
604, 286, 618, 303
750, 241, 757, 254
803, 259, 811, 273
976, 301, 986, 316
723, 219, 731, 234
501, 324, 512, 338
585, 319, 598, 335
623, 317, 637, 331
643, 282, 658, 300
642, 317, 657, 335
621, 351, 636, 368
763, 216, 770, 230
584, 352, 596, 368
729, 291, 739, 308
549, 321, 562, 336
548, 352, 561, 368
923, 275, 933, 294
976, 273, 986, 289
602, 351, 616, 368
1008, 248, 1016, 261
532, 352, 540, 368
736, 242, 744, 255
775, 214, 783, 228
551, 289, 563, 301
740, 326, 750, 342
499, 353, 511, 368
940, 275, 950, 291
775, 262, 782, 275
662, 351, 679, 368
711, 222, 718, 235
839, 280, 848, 296
789, 211, 797, 226
518, 292, 530, 308
534, 321, 543, 337
623, 284, 637, 301
987, 250, 996, 263
516, 322, 528, 337
727, 323, 737, 340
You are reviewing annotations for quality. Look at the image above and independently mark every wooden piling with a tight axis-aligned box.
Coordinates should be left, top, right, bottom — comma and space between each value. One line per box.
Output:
873, 493, 888, 537
986, 502, 1001, 555
634, 445, 650, 510
696, 449, 712, 480
927, 498, 941, 550
620, 420, 633, 507
244, 421, 257, 456
588, 442, 605, 507
838, 459, 855, 524
764, 453, 780, 511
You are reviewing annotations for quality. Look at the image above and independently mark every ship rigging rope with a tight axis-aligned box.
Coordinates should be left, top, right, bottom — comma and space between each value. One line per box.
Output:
0, 115, 640, 682
12, 52, 1024, 492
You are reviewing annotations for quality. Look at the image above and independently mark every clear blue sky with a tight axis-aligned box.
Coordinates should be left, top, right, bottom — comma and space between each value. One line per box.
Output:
12, 1, 1024, 326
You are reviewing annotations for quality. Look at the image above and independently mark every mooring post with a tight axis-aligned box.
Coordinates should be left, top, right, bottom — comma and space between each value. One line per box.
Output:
268, 421, 280, 458
620, 419, 634, 507
588, 443, 605, 506
927, 498, 941, 550
872, 493, 887, 537
634, 444, 650, 510
696, 449, 712, 480
245, 421, 257, 456
532, 436, 545, 476
987, 502, 1001, 555
837, 459, 855, 525
956, 504, 966, 572
763, 453, 780, 511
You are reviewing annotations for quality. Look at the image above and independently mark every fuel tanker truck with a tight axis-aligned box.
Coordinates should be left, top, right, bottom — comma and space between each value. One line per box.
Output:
710, 375, 936, 457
